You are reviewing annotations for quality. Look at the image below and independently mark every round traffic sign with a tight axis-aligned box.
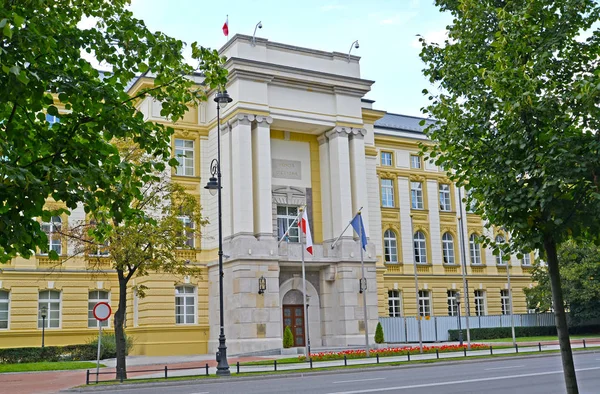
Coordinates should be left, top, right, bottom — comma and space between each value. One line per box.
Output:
93, 302, 112, 321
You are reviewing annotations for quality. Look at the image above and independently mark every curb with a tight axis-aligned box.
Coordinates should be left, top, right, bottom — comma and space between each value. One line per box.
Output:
63, 349, 600, 392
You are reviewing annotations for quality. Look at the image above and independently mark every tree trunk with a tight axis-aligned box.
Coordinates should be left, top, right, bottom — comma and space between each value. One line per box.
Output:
114, 270, 128, 380
544, 236, 578, 394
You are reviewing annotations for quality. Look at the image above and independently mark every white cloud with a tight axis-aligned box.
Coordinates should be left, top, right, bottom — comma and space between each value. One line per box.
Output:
412, 28, 449, 48
379, 12, 418, 26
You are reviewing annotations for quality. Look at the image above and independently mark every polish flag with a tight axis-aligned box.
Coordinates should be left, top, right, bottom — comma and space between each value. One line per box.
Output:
300, 210, 313, 255
222, 16, 229, 37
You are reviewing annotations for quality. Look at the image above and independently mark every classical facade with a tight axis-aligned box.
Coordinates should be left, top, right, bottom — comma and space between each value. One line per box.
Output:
0, 35, 533, 356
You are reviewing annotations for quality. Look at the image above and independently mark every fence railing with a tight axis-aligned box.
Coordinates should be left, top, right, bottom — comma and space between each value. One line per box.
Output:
379, 313, 555, 343
86, 363, 210, 385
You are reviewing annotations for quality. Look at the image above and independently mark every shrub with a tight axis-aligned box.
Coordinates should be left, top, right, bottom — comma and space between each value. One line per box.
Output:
87, 332, 134, 359
0, 344, 97, 364
283, 326, 294, 349
448, 324, 600, 341
375, 322, 384, 344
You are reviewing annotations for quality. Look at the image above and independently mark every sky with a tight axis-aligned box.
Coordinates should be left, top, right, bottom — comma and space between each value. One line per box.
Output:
127, 0, 453, 117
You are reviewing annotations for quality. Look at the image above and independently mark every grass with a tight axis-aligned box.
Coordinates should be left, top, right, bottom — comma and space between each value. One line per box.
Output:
0, 361, 103, 373
486, 334, 599, 343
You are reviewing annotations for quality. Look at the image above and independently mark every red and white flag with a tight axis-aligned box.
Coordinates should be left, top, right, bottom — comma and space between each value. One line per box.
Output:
222, 16, 229, 37
300, 209, 313, 255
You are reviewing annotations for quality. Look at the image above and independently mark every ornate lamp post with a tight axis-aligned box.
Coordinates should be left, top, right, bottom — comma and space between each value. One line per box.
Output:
204, 89, 233, 376
40, 306, 47, 348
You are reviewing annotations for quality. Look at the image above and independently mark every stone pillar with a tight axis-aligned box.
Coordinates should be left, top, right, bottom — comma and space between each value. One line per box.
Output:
252, 116, 274, 239
229, 114, 255, 238
220, 122, 233, 238
327, 127, 353, 239
318, 134, 333, 242
349, 128, 369, 237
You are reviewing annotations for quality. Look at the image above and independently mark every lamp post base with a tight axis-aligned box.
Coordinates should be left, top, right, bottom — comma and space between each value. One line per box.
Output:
458, 330, 464, 346
215, 334, 230, 376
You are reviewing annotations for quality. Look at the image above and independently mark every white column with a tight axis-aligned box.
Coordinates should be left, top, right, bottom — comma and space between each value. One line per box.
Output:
327, 127, 353, 239
398, 177, 413, 264
349, 128, 369, 237
427, 180, 442, 265
318, 134, 333, 242
252, 115, 274, 239
229, 113, 255, 237
220, 123, 233, 239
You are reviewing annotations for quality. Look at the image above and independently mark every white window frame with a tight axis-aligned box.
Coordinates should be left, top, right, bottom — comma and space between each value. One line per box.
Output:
381, 179, 395, 208
411, 182, 424, 209
38, 290, 61, 329
439, 184, 451, 211
175, 285, 197, 325
174, 139, 195, 177
500, 289, 510, 315
388, 290, 402, 317
0, 290, 9, 329
40, 216, 62, 255
447, 290, 459, 316
474, 290, 487, 316
521, 253, 531, 266
410, 154, 421, 169
88, 290, 110, 328
413, 231, 427, 264
383, 229, 398, 263
177, 215, 195, 248
442, 232, 455, 265
495, 235, 507, 265
277, 205, 299, 243
380, 151, 393, 167
469, 234, 482, 265
418, 290, 431, 317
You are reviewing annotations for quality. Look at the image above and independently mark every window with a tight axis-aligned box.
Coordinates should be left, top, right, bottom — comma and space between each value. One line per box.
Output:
469, 234, 482, 265
277, 206, 299, 243
413, 231, 427, 264
500, 289, 510, 315
474, 290, 486, 316
495, 235, 506, 265
383, 229, 398, 263
0, 291, 8, 329
178, 215, 195, 248
442, 232, 455, 264
88, 220, 110, 256
439, 184, 451, 211
521, 253, 531, 266
466, 189, 477, 213
388, 290, 401, 317
410, 154, 421, 169
175, 285, 196, 324
381, 152, 392, 166
175, 139, 194, 176
418, 290, 431, 316
381, 179, 394, 207
38, 290, 60, 328
41, 216, 62, 255
447, 290, 459, 316
88, 291, 110, 328
410, 182, 424, 209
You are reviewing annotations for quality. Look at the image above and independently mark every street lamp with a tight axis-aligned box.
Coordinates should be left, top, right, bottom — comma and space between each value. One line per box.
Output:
456, 291, 463, 346
204, 89, 233, 376
40, 306, 47, 348
258, 276, 266, 295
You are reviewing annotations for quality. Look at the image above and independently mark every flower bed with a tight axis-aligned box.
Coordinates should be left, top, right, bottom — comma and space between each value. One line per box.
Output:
298, 343, 489, 362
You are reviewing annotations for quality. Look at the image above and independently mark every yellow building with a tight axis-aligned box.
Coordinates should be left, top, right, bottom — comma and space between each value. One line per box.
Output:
0, 35, 532, 356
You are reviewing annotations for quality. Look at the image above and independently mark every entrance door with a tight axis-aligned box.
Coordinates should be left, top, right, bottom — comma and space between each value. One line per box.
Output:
282, 305, 305, 347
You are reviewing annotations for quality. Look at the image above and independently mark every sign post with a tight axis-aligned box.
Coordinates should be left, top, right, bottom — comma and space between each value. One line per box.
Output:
92, 302, 112, 383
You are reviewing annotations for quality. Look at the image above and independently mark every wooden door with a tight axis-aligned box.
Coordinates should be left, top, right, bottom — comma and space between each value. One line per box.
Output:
282, 305, 305, 347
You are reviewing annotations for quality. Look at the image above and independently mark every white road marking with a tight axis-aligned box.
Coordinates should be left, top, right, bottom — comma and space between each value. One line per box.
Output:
333, 378, 386, 384
484, 364, 525, 371
325, 366, 600, 394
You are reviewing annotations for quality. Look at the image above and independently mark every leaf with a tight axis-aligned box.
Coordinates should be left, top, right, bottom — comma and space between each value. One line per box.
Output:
13, 14, 25, 27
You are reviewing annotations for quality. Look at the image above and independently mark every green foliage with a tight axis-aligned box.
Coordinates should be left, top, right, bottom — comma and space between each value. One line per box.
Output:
0, 361, 100, 373
87, 332, 134, 359
375, 322, 385, 344
448, 325, 600, 341
0, 344, 97, 363
283, 326, 294, 349
0, 0, 228, 263
525, 239, 600, 324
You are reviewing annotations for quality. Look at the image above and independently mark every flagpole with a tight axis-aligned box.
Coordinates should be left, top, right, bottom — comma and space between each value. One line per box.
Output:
331, 206, 363, 249
277, 211, 302, 247
358, 212, 370, 357
457, 186, 472, 350
299, 207, 310, 359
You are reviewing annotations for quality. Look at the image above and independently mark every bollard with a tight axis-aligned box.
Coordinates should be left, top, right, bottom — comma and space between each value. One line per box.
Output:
464, 347, 467, 357
205, 363, 209, 376
310, 358, 313, 369
538, 343, 542, 352
436, 349, 439, 359
237, 361, 240, 374
583, 339, 587, 349
164, 366, 168, 379
274, 360, 277, 372
407, 352, 411, 362
86, 370, 90, 385
376, 354, 380, 364
490, 345, 493, 355
344, 355, 347, 366
515, 344, 519, 354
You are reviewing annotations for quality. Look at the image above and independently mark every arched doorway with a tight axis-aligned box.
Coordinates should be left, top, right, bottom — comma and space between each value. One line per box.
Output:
279, 278, 322, 348
282, 290, 305, 347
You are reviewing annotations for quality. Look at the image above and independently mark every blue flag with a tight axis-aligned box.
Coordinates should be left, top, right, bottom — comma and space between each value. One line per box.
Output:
350, 213, 367, 251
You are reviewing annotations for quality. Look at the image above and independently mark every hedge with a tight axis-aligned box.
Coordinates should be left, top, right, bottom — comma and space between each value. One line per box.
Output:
448, 324, 600, 341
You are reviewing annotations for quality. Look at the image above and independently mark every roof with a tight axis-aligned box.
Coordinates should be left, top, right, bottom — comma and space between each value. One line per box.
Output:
374, 112, 435, 134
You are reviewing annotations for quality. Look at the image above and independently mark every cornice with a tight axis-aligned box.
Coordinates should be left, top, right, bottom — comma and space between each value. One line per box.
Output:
362, 108, 387, 124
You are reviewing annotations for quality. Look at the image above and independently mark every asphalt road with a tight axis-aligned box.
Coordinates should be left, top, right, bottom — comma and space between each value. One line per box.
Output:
95, 352, 600, 394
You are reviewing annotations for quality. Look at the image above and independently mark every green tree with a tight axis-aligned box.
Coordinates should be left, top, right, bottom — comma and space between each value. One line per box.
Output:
374, 322, 384, 344
0, 0, 226, 263
419, 1, 600, 392
283, 326, 294, 349
525, 239, 600, 324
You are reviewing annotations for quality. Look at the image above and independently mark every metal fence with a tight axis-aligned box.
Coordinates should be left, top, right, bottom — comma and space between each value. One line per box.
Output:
379, 313, 555, 343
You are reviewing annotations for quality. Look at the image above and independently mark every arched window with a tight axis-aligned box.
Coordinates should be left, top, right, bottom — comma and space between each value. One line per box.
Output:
442, 232, 455, 264
495, 234, 506, 265
413, 231, 427, 264
41, 216, 62, 255
383, 229, 398, 263
469, 233, 482, 265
